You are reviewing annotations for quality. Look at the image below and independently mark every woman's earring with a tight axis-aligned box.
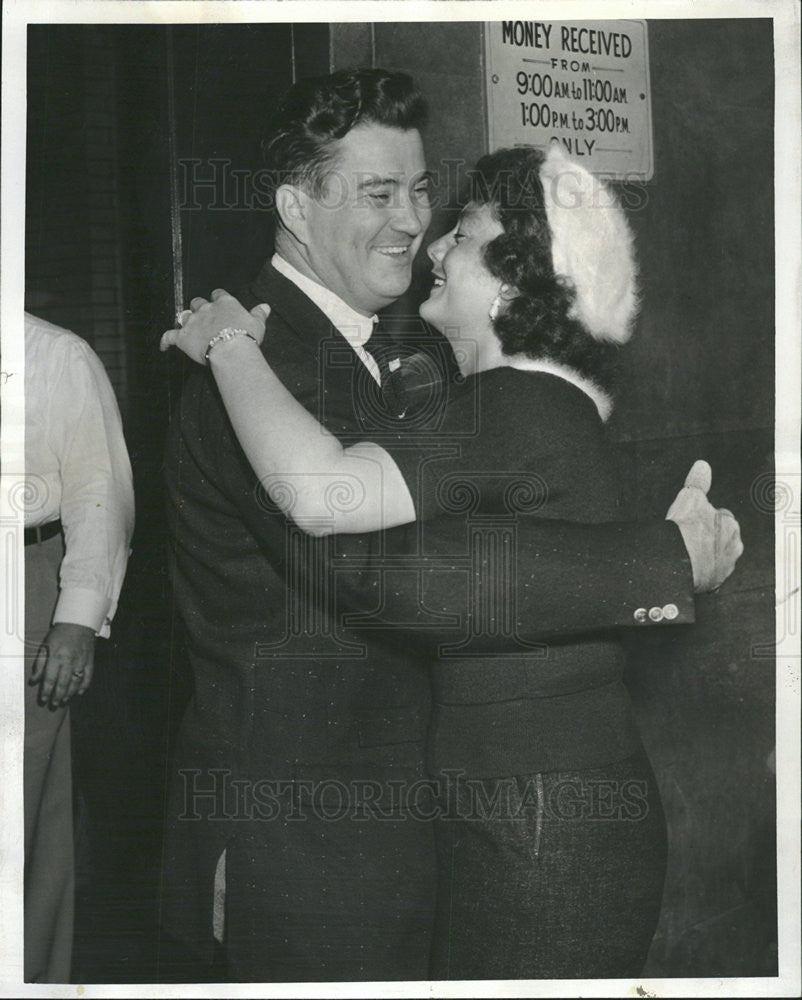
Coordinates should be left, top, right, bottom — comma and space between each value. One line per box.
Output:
488, 285, 509, 323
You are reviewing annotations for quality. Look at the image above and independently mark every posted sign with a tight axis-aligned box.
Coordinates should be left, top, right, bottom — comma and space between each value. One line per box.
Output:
484, 20, 653, 180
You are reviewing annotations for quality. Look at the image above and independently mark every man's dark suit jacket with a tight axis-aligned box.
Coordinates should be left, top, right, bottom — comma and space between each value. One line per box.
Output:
161, 261, 695, 981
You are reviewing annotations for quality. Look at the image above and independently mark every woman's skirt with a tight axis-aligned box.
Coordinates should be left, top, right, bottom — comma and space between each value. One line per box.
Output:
430, 748, 668, 980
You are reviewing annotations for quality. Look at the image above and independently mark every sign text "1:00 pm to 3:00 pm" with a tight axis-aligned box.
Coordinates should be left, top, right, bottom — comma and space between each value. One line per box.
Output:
519, 104, 630, 136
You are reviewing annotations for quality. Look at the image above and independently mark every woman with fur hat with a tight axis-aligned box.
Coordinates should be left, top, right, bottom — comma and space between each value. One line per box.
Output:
164, 143, 669, 979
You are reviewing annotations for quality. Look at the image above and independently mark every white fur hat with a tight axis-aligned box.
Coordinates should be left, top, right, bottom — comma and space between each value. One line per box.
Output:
539, 142, 638, 344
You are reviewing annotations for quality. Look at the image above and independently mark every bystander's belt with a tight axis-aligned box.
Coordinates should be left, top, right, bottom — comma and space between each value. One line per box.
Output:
24, 519, 62, 546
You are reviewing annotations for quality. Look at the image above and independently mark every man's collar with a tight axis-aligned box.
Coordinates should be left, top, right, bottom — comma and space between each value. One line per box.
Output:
271, 254, 377, 349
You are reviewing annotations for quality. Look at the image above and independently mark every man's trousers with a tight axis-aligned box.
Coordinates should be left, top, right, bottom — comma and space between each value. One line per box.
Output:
24, 533, 74, 983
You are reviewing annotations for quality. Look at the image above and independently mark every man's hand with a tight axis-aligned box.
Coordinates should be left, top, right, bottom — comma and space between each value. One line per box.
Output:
160, 289, 270, 364
30, 622, 96, 707
666, 460, 744, 593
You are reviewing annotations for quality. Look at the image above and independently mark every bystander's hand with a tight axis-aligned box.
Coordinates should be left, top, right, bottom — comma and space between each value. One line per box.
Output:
666, 460, 744, 593
30, 622, 96, 707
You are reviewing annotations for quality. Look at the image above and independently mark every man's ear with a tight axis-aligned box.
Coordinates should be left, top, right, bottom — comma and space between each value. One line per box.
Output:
275, 184, 310, 245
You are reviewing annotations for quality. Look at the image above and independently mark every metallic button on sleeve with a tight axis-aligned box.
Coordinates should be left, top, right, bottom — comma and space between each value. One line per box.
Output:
633, 607, 648, 623
662, 603, 679, 620
648, 606, 664, 622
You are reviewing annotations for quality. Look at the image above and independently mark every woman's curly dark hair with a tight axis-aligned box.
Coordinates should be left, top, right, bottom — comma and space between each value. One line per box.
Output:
468, 146, 620, 389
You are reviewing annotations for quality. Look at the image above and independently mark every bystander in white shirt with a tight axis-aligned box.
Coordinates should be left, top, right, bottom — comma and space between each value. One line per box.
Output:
24, 311, 134, 635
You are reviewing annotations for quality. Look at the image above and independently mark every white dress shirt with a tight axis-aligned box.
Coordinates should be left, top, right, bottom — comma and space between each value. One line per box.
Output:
271, 253, 382, 384
24, 313, 135, 637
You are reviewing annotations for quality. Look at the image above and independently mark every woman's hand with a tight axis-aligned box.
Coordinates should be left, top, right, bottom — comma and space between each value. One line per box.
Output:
160, 288, 270, 364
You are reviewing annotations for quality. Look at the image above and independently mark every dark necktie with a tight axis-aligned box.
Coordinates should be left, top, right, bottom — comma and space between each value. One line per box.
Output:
363, 332, 408, 419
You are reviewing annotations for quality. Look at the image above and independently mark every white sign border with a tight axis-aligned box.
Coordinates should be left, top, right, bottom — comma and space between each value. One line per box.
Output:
483, 18, 655, 181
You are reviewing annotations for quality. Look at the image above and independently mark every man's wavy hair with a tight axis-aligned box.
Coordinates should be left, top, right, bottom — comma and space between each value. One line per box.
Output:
262, 68, 427, 216
469, 146, 622, 389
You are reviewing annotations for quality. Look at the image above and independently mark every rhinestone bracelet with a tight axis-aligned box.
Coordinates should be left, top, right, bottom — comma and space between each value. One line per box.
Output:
204, 327, 259, 365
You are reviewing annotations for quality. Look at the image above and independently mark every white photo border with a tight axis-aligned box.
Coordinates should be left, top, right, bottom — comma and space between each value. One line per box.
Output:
1, 1, 799, 997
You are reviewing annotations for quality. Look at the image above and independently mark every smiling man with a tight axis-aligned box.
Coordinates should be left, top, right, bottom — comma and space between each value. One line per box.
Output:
273, 120, 431, 312
161, 69, 439, 983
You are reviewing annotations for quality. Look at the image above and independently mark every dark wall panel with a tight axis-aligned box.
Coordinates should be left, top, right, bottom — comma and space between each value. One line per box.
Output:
27, 26, 128, 404
616, 19, 774, 442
